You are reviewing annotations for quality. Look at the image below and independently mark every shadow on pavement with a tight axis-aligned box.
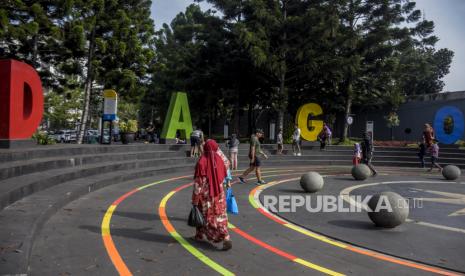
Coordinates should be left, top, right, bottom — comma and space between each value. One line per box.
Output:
79, 225, 175, 244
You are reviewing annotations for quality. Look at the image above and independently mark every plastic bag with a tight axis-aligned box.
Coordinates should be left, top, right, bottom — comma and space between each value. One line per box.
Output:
188, 205, 205, 227
226, 188, 239, 215
224, 169, 233, 184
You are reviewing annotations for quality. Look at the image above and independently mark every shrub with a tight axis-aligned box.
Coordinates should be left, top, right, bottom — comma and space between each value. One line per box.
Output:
33, 131, 56, 145
119, 120, 138, 133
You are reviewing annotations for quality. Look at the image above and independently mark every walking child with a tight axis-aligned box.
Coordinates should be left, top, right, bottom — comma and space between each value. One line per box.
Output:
428, 140, 442, 172
353, 143, 362, 165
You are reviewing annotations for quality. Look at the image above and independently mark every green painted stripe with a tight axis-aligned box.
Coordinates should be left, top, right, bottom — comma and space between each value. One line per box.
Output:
167, 218, 235, 276
249, 192, 260, 209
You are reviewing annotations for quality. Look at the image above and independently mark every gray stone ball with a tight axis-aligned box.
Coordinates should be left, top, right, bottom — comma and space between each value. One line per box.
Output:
351, 164, 371, 180
442, 165, 461, 180
300, 172, 324, 193
367, 191, 409, 228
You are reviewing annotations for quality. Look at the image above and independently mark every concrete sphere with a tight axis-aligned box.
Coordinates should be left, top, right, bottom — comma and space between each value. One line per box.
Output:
300, 172, 324, 193
351, 164, 371, 180
367, 192, 409, 228
442, 165, 461, 180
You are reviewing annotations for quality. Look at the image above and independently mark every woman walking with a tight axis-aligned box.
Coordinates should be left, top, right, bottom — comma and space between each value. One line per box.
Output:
423, 123, 435, 148
227, 134, 240, 170
192, 139, 232, 250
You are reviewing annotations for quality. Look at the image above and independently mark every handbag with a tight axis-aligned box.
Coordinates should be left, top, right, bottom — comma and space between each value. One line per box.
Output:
226, 188, 239, 215
188, 205, 205, 227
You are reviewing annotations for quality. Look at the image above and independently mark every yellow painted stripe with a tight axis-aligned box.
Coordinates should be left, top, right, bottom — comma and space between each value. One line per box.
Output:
294, 258, 345, 276
160, 191, 175, 208
253, 176, 462, 276
101, 204, 117, 236
159, 188, 235, 276
284, 223, 347, 249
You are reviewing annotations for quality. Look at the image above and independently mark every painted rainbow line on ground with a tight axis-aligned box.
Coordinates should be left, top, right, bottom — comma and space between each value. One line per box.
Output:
249, 177, 461, 276
101, 169, 302, 275
101, 175, 190, 276
228, 222, 344, 276
159, 183, 235, 276
160, 174, 345, 276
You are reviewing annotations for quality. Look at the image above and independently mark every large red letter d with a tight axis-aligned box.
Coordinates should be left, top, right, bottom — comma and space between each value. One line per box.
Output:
0, 59, 44, 140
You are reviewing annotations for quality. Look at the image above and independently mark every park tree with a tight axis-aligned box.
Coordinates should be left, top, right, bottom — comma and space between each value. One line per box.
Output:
61, 0, 155, 143
145, 4, 261, 135
0, 0, 63, 87
44, 77, 83, 130
325, 0, 443, 140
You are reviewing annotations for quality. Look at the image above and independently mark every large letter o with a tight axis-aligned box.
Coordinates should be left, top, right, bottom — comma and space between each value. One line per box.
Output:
433, 106, 464, 145
296, 103, 323, 141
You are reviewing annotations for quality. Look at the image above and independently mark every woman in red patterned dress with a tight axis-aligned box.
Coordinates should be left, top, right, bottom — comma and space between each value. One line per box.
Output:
192, 139, 232, 250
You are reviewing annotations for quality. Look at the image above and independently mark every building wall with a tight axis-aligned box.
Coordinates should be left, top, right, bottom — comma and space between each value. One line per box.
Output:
350, 91, 465, 142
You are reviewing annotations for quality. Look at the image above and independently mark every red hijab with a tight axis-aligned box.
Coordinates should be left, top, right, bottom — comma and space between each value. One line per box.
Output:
194, 139, 227, 198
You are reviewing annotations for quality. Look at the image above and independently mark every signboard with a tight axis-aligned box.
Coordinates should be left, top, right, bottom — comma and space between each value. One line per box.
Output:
366, 121, 374, 143
269, 122, 276, 141
224, 124, 229, 139
103, 90, 118, 121
347, 116, 354, 125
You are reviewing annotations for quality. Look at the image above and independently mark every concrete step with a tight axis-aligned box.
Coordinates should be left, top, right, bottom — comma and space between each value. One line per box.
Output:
0, 144, 192, 163
0, 150, 187, 181
2, 143, 464, 163
0, 165, 194, 274
0, 156, 195, 210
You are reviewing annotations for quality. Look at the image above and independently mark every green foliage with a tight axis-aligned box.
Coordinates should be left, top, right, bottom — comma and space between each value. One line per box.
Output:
33, 131, 56, 145
334, 138, 361, 146
118, 102, 139, 122
385, 112, 400, 128
1, 0, 454, 140
119, 120, 138, 133
44, 83, 83, 130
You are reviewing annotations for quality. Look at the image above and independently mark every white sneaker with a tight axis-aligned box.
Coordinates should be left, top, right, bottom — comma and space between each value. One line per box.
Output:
293, 153, 297, 156
297, 153, 302, 156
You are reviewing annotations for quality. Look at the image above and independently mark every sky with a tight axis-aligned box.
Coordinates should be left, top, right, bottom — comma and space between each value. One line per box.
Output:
150, 0, 465, 92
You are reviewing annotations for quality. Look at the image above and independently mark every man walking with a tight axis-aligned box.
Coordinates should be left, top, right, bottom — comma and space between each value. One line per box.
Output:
190, 127, 204, 157
238, 129, 268, 185
277, 128, 284, 155
361, 132, 377, 176
292, 124, 301, 156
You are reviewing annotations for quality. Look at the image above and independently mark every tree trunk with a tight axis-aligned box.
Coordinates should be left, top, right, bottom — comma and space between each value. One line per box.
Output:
247, 103, 252, 136
278, 71, 286, 132
208, 109, 212, 138
31, 34, 38, 68
233, 98, 240, 136
277, 0, 288, 134
77, 26, 96, 144
342, 83, 353, 141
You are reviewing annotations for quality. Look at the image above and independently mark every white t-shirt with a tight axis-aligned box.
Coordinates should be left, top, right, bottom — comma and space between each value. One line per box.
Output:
293, 128, 301, 141
277, 133, 283, 144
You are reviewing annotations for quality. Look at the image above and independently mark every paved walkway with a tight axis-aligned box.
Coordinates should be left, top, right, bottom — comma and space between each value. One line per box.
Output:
26, 166, 465, 275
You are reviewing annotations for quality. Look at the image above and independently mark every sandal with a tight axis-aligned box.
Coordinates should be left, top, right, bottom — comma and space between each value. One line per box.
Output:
222, 240, 232, 251
191, 235, 205, 242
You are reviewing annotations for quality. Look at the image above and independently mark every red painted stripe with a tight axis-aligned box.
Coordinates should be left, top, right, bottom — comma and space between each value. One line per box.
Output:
257, 208, 287, 225
112, 188, 139, 206
230, 226, 297, 261
174, 183, 194, 192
